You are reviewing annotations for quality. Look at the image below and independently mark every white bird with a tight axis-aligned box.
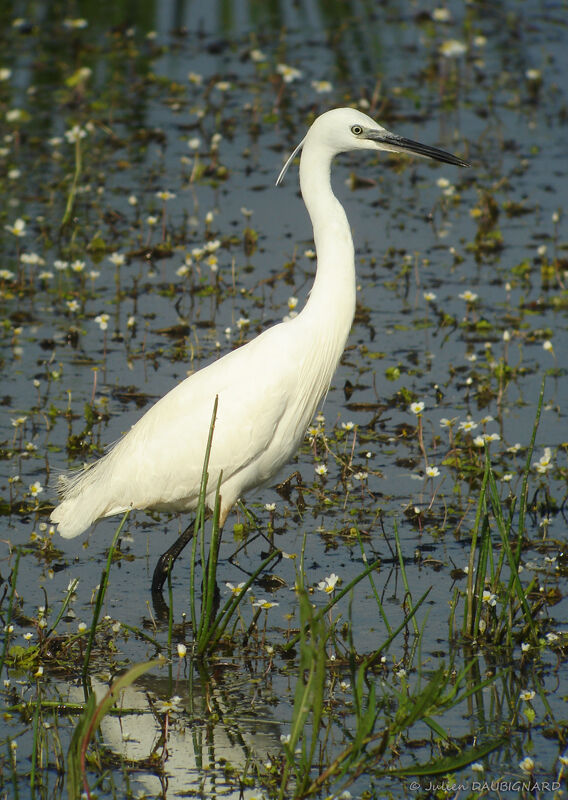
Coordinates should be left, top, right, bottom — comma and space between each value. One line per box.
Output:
50, 107, 468, 591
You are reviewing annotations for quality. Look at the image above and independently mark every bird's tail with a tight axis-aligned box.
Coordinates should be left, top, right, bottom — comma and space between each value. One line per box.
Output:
50, 460, 117, 539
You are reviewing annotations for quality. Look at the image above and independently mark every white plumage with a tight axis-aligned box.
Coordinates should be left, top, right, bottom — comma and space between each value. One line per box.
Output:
51, 108, 467, 559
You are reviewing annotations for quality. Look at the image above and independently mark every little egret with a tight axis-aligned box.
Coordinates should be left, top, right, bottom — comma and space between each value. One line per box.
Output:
50, 107, 468, 591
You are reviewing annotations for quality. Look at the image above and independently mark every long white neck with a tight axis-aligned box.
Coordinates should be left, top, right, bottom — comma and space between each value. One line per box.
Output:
298, 138, 356, 351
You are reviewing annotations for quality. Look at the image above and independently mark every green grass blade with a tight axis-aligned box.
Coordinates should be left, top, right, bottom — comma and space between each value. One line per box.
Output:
463, 455, 491, 638
81, 510, 130, 686
191, 396, 218, 634
283, 557, 382, 651
0, 549, 20, 674
356, 528, 392, 635
393, 519, 418, 635
68, 658, 163, 800
517, 377, 545, 546
384, 735, 505, 777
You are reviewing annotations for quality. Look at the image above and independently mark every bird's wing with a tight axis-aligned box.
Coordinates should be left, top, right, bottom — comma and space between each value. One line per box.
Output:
65, 321, 302, 519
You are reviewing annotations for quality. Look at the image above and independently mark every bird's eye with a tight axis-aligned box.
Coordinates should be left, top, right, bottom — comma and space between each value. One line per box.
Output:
351, 125, 363, 136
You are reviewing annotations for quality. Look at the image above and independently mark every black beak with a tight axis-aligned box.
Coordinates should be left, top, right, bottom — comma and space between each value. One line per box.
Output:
365, 129, 470, 168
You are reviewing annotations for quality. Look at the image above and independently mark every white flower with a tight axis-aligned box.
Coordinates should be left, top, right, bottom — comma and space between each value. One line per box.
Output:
425, 465, 440, 478
5, 218, 26, 237
542, 340, 554, 354
155, 695, 183, 714
156, 190, 176, 201
519, 756, 534, 774
423, 291, 436, 301
410, 401, 425, 415
317, 573, 339, 594
526, 69, 541, 82
226, 582, 247, 596
108, 252, 125, 266
6, 108, 25, 122
432, 8, 452, 22
533, 447, 553, 474
177, 643, 187, 658
250, 49, 267, 62
482, 590, 497, 606
459, 419, 478, 432
311, 80, 333, 93
70, 259, 85, 272
63, 18, 88, 29
440, 39, 467, 58
276, 63, 303, 83
94, 314, 110, 331
29, 481, 43, 497
520, 690, 535, 702
64, 125, 87, 144
315, 464, 328, 476
459, 290, 478, 302
252, 599, 279, 609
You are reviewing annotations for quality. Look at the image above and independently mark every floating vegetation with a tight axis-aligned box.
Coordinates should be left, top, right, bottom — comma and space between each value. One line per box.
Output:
0, 2, 567, 798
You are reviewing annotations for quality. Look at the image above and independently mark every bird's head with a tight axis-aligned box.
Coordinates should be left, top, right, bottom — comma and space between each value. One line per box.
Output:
276, 107, 469, 185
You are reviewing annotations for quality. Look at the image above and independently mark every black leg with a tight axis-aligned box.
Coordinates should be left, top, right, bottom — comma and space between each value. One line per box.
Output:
151, 522, 195, 594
